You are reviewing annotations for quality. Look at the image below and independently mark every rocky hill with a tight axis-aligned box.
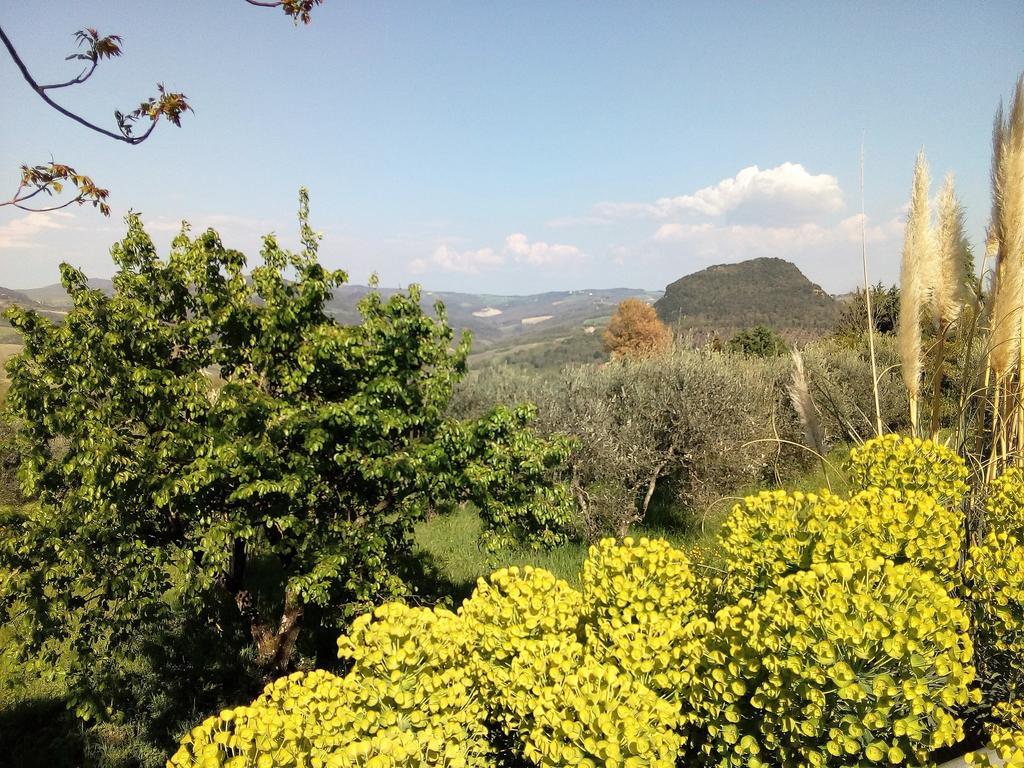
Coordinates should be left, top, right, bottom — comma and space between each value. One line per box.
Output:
654, 257, 839, 339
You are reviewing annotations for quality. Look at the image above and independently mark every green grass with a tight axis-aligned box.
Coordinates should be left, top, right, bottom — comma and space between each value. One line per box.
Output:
412, 505, 725, 598
0, 624, 88, 767
411, 447, 850, 601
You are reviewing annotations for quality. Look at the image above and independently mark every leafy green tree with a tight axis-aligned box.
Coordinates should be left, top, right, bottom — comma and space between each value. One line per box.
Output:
727, 324, 788, 358
0, 191, 572, 716
834, 283, 901, 338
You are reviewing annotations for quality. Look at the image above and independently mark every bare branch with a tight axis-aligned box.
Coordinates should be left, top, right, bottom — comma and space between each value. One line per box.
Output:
0, 24, 190, 145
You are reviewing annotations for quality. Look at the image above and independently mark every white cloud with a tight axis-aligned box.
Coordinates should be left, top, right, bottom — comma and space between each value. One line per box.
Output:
0, 211, 73, 249
637, 211, 906, 292
570, 163, 845, 226
504, 233, 584, 266
410, 243, 504, 274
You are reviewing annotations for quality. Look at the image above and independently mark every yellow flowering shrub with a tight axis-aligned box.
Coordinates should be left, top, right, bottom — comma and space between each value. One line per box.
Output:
965, 531, 1024, 695
501, 637, 684, 768
718, 487, 961, 598
169, 603, 491, 768
458, 565, 583, 689
986, 468, 1024, 538
845, 434, 968, 506
836, 487, 962, 583
170, 457, 992, 768
689, 558, 978, 768
582, 536, 697, 625
966, 700, 1024, 768
580, 537, 708, 708
718, 489, 849, 596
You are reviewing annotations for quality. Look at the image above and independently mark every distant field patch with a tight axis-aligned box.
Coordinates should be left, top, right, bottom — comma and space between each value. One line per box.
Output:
472, 307, 503, 318
521, 315, 553, 325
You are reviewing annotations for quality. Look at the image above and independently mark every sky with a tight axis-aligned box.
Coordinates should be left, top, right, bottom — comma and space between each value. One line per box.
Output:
1, 1, 1022, 295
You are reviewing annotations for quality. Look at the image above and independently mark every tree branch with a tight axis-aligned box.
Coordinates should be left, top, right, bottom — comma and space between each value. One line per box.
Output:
2, 162, 111, 216
40, 60, 98, 91
0, 24, 189, 145
244, 0, 325, 24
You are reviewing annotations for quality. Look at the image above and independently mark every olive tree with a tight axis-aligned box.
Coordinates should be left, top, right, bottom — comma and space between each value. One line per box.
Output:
0, 191, 571, 715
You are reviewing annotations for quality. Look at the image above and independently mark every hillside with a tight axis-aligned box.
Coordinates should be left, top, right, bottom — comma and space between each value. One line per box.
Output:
0, 279, 658, 354
654, 257, 839, 338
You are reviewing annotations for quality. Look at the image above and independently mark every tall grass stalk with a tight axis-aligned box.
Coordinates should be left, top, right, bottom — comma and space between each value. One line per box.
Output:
861, 140, 884, 437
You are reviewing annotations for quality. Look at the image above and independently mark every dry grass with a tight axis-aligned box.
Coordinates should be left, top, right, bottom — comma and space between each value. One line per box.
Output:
0, 343, 22, 402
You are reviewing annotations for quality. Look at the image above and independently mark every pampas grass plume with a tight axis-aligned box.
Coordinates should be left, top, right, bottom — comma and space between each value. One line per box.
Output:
899, 151, 935, 428
788, 350, 824, 458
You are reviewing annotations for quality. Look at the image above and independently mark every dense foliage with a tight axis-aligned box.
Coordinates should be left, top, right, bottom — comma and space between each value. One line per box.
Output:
726, 324, 789, 358
453, 349, 799, 538
833, 283, 901, 338
0, 194, 572, 720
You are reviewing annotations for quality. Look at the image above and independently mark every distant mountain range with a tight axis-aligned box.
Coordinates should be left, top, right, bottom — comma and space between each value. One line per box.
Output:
0, 257, 843, 354
0, 278, 660, 351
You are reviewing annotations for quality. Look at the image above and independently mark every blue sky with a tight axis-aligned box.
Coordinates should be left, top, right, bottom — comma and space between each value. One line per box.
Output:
1, 1, 1021, 294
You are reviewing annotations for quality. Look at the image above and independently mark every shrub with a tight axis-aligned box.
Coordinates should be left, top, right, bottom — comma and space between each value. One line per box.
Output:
690, 558, 978, 768
170, 603, 492, 768
0, 195, 572, 716
718, 489, 849, 597
837, 487, 962, 582
727, 324, 788, 358
458, 566, 583, 689
966, 700, 1024, 768
603, 298, 673, 361
454, 350, 800, 538
846, 433, 968, 507
965, 531, 1024, 701
986, 468, 1024, 539
581, 537, 708, 709
504, 638, 684, 768
718, 486, 963, 598
801, 335, 910, 443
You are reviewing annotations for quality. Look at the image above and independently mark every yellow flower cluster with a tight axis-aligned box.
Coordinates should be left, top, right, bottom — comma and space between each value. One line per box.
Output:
458, 565, 583, 688
169, 604, 490, 768
967, 700, 1024, 768
718, 489, 849, 595
986, 467, 1024, 539
965, 530, 1024, 687
691, 558, 978, 768
719, 486, 961, 597
504, 638, 684, 768
846, 434, 969, 506
581, 537, 707, 707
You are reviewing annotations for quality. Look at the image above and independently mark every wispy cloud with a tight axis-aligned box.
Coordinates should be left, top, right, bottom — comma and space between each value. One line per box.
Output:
0, 211, 74, 249
410, 233, 585, 273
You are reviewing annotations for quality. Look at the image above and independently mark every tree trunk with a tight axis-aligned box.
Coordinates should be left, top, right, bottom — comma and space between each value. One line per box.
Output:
639, 448, 673, 524
225, 538, 304, 679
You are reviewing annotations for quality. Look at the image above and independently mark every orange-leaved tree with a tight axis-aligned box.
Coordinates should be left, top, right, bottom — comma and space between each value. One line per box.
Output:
603, 298, 673, 360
